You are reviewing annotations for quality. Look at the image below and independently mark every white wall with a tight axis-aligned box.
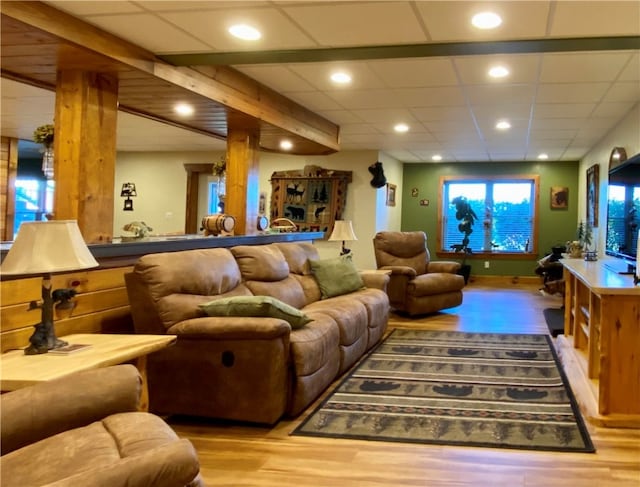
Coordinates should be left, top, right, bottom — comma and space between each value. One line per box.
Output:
579, 102, 640, 255
113, 149, 404, 269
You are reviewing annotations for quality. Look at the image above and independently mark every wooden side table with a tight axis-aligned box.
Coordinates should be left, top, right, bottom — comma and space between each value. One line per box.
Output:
0, 333, 176, 411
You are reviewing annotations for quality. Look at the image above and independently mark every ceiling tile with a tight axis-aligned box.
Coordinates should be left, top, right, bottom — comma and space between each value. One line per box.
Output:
550, 1, 640, 37
281, 2, 428, 46
539, 52, 633, 83
454, 53, 541, 85
369, 58, 458, 88
536, 83, 611, 103
415, 1, 551, 42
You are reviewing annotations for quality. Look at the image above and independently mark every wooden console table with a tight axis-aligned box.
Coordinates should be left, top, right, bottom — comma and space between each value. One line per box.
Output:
0, 333, 176, 411
558, 258, 640, 427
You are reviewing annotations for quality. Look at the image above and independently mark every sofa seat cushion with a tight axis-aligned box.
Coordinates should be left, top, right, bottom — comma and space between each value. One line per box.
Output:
1, 412, 180, 487
287, 315, 341, 416
349, 288, 390, 350
408, 273, 465, 296
289, 313, 339, 377
304, 297, 368, 373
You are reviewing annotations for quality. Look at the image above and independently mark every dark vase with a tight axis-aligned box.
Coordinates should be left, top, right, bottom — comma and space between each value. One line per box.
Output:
458, 264, 471, 285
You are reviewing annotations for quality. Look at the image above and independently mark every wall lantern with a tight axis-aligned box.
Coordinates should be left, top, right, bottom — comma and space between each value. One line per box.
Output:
120, 182, 137, 211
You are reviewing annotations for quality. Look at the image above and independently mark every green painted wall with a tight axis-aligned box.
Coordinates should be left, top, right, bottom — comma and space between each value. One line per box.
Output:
400, 161, 579, 277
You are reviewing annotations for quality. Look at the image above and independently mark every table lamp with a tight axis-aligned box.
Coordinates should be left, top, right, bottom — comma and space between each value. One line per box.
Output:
329, 220, 358, 256
1, 221, 99, 354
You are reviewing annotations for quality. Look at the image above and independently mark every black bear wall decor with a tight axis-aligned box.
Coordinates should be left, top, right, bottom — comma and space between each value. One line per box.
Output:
368, 161, 387, 188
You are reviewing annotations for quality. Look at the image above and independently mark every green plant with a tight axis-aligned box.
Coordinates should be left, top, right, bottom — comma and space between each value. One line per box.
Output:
212, 156, 226, 177
576, 220, 593, 250
33, 124, 54, 146
450, 195, 478, 265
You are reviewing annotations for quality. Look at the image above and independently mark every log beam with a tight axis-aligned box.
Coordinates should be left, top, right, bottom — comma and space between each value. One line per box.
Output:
53, 70, 118, 243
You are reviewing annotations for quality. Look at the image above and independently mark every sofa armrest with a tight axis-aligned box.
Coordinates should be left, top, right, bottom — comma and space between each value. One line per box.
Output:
167, 316, 292, 340
1, 365, 141, 455
45, 439, 201, 487
360, 272, 390, 291
378, 265, 417, 278
427, 261, 461, 274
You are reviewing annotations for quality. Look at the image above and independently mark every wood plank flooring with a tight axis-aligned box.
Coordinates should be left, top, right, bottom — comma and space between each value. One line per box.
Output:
169, 283, 640, 486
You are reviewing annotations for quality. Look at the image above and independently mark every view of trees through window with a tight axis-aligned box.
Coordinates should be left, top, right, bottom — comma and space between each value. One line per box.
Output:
442, 177, 537, 255
13, 179, 54, 238
606, 184, 640, 255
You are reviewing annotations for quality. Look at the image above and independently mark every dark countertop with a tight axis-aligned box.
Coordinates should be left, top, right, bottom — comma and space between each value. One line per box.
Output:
1, 231, 324, 275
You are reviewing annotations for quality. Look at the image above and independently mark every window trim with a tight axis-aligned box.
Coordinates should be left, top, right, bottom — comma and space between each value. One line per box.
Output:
436, 174, 540, 261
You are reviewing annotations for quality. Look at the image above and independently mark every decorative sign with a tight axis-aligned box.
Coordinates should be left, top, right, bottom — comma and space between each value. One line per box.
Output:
270, 166, 352, 239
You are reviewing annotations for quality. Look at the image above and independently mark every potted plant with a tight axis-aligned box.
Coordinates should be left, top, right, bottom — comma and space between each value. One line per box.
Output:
450, 195, 477, 283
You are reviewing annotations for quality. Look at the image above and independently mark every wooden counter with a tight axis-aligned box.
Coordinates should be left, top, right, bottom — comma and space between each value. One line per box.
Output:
557, 257, 640, 427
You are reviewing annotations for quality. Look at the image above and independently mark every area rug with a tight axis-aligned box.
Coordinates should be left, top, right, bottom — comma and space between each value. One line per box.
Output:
293, 329, 594, 453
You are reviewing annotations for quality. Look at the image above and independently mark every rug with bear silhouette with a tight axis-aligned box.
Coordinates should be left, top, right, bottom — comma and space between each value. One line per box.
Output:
293, 329, 594, 453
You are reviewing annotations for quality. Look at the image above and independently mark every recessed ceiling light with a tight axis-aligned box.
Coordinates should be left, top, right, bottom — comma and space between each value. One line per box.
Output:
174, 103, 194, 116
330, 72, 352, 84
472, 12, 502, 29
229, 24, 261, 41
280, 140, 293, 150
488, 65, 509, 78
432, 154, 443, 162
394, 123, 409, 133
495, 120, 511, 130
538, 153, 549, 160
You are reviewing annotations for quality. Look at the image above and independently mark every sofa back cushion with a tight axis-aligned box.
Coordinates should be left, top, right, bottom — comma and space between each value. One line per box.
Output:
231, 245, 307, 309
132, 248, 248, 330
274, 242, 323, 305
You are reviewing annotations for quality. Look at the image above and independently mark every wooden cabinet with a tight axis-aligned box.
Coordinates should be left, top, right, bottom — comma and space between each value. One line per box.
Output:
559, 258, 640, 427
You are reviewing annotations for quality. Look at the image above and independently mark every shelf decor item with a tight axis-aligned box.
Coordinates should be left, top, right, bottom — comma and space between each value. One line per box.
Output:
212, 157, 226, 211
33, 123, 55, 180
0, 220, 99, 354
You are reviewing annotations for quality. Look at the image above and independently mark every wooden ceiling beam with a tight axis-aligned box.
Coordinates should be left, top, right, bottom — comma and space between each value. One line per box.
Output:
0, 1, 340, 154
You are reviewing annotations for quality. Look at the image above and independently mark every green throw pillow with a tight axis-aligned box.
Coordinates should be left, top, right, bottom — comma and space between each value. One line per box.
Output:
199, 295, 312, 329
309, 255, 365, 299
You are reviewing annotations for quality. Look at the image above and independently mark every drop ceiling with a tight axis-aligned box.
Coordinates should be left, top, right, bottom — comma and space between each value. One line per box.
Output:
2, 0, 639, 163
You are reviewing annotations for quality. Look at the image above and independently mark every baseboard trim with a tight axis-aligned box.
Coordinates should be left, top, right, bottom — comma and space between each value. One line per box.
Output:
467, 275, 540, 285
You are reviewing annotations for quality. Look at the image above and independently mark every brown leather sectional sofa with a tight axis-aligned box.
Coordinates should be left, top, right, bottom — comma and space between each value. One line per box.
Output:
125, 242, 390, 424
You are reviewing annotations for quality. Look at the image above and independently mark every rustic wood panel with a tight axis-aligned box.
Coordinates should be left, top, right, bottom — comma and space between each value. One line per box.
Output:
1, 288, 129, 332
1, 306, 133, 353
0, 136, 18, 240
0, 266, 133, 353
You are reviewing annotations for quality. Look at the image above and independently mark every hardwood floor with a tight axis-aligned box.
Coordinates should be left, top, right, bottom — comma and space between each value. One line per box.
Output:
169, 283, 640, 486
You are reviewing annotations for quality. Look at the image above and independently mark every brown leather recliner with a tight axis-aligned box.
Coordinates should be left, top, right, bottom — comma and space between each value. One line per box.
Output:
373, 231, 465, 316
1, 365, 203, 487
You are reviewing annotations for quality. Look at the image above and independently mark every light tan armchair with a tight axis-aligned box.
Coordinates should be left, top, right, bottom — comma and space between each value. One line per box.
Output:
1, 365, 203, 487
373, 231, 465, 316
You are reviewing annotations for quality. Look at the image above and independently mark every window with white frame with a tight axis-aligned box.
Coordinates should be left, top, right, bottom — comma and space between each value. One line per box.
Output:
440, 176, 539, 255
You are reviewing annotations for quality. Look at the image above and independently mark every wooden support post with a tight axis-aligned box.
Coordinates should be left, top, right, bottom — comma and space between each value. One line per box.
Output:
53, 70, 118, 244
226, 124, 260, 236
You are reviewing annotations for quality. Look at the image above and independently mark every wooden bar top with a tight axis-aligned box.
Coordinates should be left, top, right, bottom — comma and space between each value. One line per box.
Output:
561, 257, 640, 295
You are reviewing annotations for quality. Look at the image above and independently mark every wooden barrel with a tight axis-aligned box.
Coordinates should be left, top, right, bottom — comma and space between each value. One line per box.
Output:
201, 214, 235, 236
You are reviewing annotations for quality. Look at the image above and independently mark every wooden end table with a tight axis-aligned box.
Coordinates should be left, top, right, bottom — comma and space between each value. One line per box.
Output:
0, 333, 176, 411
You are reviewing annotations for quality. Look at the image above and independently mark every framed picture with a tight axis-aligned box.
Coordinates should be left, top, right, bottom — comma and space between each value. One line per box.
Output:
586, 164, 599, 227
386, 183, 397, 207
550, 186, 568, 209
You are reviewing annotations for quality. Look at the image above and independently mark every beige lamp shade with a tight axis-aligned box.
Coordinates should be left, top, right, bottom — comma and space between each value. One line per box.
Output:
329, 220, 358, 242
1, 220, 99, 275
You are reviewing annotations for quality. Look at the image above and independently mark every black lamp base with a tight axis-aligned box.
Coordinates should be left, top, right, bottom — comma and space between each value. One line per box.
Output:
24, 276, 68, 355
24, 321, 68, 355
